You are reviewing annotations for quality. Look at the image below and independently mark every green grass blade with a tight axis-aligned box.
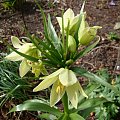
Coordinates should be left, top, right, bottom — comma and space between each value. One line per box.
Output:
35, 0, 48, 38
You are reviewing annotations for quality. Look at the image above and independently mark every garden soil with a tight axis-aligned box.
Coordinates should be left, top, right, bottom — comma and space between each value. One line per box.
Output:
0, 0, 120, 119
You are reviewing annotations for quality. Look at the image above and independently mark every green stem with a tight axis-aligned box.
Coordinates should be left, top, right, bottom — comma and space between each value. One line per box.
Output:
62, 10, 65, 52
65, 20, 70, 58
62, 92, 69, 114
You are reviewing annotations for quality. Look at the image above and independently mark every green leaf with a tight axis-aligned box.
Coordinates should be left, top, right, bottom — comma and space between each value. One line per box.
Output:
74, 1, 86, 46
80, 107, 96, 119
35, 0, 48, 38
73, 38, 99, 60
77, 97, 107, 111
69, 113, 85, 120
35, 0, 61, 57
38, 113, 57, 120
28, 34, 63, 66
48, 14, 62, 52
9, 99, 62, 117
72, 67, 120, 96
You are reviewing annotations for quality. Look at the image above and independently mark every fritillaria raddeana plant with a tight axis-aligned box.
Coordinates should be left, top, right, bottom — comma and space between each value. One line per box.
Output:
5, 1, 117, 120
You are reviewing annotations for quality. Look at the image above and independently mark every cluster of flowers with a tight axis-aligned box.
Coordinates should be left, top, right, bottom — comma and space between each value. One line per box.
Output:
5, 8, 101, 108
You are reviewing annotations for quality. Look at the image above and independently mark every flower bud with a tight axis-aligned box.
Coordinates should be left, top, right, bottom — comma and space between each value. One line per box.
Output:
78, 26, 102, 45
68, 35, 76, 53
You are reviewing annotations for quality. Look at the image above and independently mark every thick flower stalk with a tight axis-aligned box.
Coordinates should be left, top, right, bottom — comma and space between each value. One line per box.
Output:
5, 36, 47, 77
33, 68, 88, 109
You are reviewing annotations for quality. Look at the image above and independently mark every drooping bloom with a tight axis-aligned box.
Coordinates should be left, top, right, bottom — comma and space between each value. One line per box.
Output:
5, 36, 47, 77
78, 13, 102, 45
33, 68, 87, 109
56, 8, 80, 35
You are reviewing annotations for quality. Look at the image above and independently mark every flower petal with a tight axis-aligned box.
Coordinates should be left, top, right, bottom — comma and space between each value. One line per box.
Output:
56, 17, 62, 30
68, 35, 76, 53
5, 51, 24, 61
11, 36, 22, 48
45, 68, 64, 80
19, 59, 31, 77
78, 13, 86, 38
79, 26, 101, 45
66, 83, 79, 109
70, 14, 80, 30
63, 8, 74, 20
5, 43, 32, 61
77, 82, 88, 98
59, 69, 77, 86
50, 80, 65, 107
33, 76, 58, 92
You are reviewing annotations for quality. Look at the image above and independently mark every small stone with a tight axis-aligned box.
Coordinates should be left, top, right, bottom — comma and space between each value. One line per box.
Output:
114, 22, 120, 30
0, 29, 3, 33
109, 0, 116, 6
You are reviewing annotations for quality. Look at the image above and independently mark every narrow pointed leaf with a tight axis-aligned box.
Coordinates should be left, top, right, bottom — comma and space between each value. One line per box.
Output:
35, 0, 48, 38
80, 1, 86, 14
73, 38, 99, 60
28, 35, 63, 65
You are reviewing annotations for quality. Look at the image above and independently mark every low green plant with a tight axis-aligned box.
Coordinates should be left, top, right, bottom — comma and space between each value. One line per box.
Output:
107, 32, 120, 41
4, 1, 120, 119
0, 55, 31, 107
89, 69, 120, 120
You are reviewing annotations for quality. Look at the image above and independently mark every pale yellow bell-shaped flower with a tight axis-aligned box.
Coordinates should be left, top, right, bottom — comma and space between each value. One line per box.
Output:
78, 26, 102, 45
5, 36, 46, 77
33, 68, 87, 109
5, 36, 33, 61
56, 8, 80, 35
78, 13, 102, 45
